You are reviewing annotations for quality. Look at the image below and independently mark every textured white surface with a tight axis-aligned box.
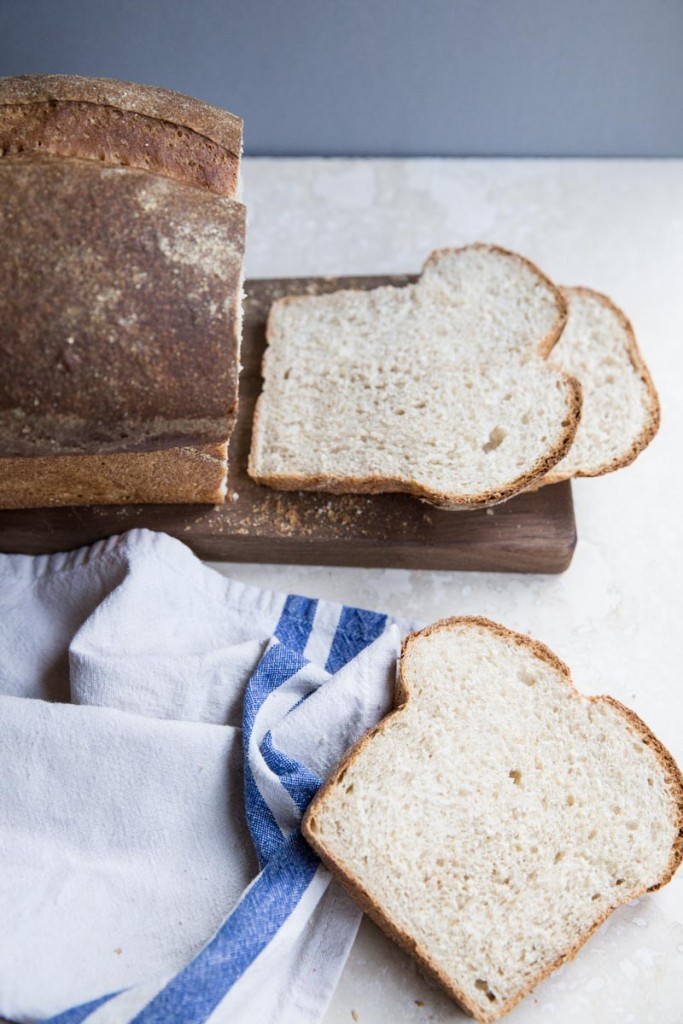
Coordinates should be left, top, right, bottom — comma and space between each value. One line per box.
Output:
213, 158, 683, 1024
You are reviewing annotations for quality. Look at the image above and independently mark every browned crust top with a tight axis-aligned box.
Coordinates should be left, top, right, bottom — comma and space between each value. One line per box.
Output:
0, 76, 242, 197
303, 617, 683, 1023
542, 286, 661, 485
0, 74, 242, 152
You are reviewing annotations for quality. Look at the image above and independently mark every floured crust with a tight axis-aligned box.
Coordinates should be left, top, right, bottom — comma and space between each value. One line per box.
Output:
303, 617, 683, 1023
0, 74, 245, 501
0, 444, 228, 508
541, 287, 661, 486
249, 245, 582, 509
0, 158, 245, 458
0, 74, 242, 197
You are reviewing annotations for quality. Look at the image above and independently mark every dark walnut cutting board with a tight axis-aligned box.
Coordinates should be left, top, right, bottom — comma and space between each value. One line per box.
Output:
0, 275, 576, 573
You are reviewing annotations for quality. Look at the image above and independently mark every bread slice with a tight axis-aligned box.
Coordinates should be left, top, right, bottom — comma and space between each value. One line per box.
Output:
303, 618, 683, 1023
249, 245, 582, 509
0, 75, 245, 506
541, 287, 660, 484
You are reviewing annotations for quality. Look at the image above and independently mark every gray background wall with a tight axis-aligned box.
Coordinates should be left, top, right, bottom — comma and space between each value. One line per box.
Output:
1, 0, 682, 157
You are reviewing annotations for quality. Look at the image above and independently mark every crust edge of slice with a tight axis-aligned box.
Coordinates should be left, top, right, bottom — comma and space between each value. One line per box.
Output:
302, 616, 683, 1023
542, 286, 661, 486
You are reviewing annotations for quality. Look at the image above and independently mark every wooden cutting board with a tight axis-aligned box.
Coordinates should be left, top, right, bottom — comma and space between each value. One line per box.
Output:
0, 275, 576, 573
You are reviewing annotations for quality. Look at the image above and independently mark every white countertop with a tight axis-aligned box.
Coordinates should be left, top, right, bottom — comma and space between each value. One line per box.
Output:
214, 158, 683, 1024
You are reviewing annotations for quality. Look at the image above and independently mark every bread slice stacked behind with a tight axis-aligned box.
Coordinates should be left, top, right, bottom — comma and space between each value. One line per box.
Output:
303, 618, 683, 1022
542, 287, 660, 484
0, 75, 246, 507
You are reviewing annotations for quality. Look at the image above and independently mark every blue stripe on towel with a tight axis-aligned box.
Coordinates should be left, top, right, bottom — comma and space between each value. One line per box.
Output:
129, 831, 319, 1024
45, 991, 120, 1024
260, 730, 322, 813
325, 606, 387, 673
243, 642, 310, 866
275, 595, 318, 653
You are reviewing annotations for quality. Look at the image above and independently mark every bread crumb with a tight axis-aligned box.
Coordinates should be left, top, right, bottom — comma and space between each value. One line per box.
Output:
351, 1011, 359, 1022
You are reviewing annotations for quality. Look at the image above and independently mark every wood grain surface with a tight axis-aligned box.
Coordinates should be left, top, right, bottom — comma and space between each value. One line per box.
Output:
0, 274, 577, 573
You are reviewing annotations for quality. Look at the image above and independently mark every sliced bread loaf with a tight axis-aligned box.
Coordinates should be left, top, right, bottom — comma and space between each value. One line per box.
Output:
303, 618, 683, 1023
249, 245, 582, 509
541, 287, 660, 484
0, 74, 245, 507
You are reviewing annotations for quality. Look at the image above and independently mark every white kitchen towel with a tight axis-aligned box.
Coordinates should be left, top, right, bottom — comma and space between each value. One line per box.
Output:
0, 529, 403, 1024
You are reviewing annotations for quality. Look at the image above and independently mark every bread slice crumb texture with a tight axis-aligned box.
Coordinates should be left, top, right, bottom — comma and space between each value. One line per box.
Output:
303, 618, 683, 1023
545, 287, 660, 482
249, 246, 580, 508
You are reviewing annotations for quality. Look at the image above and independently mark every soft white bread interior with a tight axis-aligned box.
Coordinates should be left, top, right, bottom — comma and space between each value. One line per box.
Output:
303, 618, 683, 1023
249, 245, 582, 509
543, 287, 660, 484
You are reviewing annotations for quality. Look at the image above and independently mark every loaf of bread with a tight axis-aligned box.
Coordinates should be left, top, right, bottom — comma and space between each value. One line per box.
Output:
249, 245, 582, 509
303, 618, 683, 1022
0, 75, 245, 507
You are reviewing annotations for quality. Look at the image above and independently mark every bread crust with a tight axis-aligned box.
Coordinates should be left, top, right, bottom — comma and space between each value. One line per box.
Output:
0, 158, 244, 458
303, 617, 683, 1023
0, 76, 244, 503
541, 287, 661, 485
249, 245, 582, 509
0, 444, 227, 508
0, 74, 242, 197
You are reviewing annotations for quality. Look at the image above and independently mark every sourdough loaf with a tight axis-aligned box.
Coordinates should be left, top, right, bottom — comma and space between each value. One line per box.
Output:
0, 74, 245, 506
303, 618, 683, 1022
249, 245, 582, 509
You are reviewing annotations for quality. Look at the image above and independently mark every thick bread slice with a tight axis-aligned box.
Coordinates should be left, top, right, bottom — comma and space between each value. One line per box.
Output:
303, 618, 683, 1023
249, 245, 582, 509
542, 287, 660, 484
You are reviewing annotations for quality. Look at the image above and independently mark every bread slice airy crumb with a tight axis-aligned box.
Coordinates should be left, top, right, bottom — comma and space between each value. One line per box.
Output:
249, 245, 582, 509
542, 287, 660, 484
303, 618, 683, 1023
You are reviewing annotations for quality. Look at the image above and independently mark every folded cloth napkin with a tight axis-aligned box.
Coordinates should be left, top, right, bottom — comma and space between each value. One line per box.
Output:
0, 529, 405, 1024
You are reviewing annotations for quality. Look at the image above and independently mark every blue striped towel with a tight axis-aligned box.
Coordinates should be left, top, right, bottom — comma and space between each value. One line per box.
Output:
0, 530, 403, 1024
